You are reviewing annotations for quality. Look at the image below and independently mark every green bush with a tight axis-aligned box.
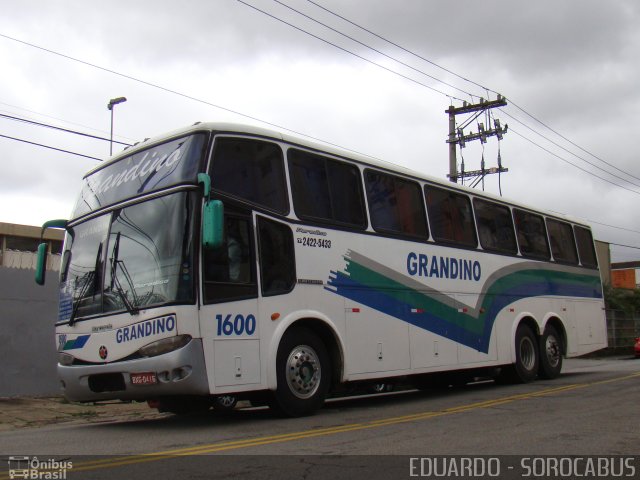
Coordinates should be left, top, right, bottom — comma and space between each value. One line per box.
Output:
604, 285, 640, 314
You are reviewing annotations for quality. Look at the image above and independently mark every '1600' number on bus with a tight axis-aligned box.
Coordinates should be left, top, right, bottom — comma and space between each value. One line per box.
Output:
216, 314, 256, 336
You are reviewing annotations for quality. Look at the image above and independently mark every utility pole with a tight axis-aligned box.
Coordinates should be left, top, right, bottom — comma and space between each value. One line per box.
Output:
446, 95, 508, 184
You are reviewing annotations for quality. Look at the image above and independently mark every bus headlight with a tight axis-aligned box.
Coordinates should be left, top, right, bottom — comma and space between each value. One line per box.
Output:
59, 353, 75, 366
138, 335, 192, 358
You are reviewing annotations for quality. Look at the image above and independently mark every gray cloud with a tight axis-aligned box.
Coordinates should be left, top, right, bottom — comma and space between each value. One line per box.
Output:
1, 0, 639, 260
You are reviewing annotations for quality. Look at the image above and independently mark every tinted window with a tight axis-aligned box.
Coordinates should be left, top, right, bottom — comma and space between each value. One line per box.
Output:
547, 219, 578, 264
288, 149, 366, 228
574, 226, 598, 268
424, 186, 476, 247
211, 137, 288, 214
6, 236, 40, 251
258, 217, 296, 296
60, 216, 109, 319
203, 210, 257, 303
365, 170, 428, 239
513, 209, 550, 260
473, 199, 517, 254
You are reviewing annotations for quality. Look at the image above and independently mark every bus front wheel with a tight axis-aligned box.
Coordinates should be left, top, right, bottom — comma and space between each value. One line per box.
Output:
272, 327, 331, 417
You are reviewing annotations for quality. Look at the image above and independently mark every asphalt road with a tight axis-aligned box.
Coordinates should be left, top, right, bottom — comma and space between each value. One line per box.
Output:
1, 357, 638, 480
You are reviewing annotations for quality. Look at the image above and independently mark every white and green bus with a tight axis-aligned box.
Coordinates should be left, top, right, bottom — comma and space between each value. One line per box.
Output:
36, 122, 606, 416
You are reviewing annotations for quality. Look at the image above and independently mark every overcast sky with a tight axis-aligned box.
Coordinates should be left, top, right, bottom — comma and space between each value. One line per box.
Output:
1, 0, 639, 262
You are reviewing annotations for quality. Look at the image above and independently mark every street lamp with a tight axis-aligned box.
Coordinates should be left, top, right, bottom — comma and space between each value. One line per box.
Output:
108, 97, 127, 156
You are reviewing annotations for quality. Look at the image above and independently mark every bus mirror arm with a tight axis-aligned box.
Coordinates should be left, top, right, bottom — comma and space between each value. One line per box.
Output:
197, 173, 211, 199
35, 219, 68, 286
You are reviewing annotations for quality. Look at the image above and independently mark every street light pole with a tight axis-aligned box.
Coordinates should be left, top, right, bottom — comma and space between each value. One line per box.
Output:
107, 97, 127, 156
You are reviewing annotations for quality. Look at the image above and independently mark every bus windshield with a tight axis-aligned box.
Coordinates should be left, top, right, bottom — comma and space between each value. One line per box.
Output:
59, 191, 196, 322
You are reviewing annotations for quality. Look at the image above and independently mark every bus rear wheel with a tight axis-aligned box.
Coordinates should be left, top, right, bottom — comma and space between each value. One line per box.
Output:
538, 326, 563, 379
272, 327, 331, 417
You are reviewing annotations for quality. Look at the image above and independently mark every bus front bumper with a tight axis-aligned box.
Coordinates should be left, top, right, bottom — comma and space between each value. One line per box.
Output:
57, 338, 210, 402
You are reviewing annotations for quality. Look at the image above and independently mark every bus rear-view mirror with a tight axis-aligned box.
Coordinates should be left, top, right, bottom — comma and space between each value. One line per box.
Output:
203, 199, 224, 249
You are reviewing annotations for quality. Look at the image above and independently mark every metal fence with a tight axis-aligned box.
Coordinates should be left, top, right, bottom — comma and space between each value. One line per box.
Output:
606, 310, 640, 353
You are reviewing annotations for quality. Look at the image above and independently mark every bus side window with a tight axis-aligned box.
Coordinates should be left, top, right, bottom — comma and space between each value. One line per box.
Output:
546, 218, 578, 264
288, 149, 367, 229
210, 137, 288, 214
424, 186, 477, 248
574, 226, 598, 268
513, 209, 550, 260
473, 198, 517, 254
257, 217, 296, 296
365, 169, 428, 240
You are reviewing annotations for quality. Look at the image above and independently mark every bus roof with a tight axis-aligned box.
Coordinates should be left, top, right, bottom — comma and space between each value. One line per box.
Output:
94, 121, 591, 229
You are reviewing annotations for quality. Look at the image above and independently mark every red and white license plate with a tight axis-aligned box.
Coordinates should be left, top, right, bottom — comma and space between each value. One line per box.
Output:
130, 372, 158, 385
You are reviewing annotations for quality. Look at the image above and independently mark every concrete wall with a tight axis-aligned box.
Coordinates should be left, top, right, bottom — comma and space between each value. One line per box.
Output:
595, 240, 611, 286
0, 267, 60, 397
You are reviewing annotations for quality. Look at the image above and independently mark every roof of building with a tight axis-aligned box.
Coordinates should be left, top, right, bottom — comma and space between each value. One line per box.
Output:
0, 222, 65, 241
611, 261, 640, 270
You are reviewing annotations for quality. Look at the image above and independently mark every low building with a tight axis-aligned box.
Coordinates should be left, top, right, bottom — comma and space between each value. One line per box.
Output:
0, 222, 64, 271
611, 261, 640, 290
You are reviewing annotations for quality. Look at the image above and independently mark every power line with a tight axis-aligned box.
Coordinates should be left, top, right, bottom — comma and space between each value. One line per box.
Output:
270, 0, 474, 99
0, 33, 289, 134
304, 0, 492, 95
301, 1, 640, 187
1, 25, 631, 194
2, 16, 639, 250
236, 0, 462, 101
510, 128, 640, 196
608, 242, 640, 251
501, 109, 640, 189
0, 133, 102, 161
2, 16, 638, 207
507, 97, 640, 183
0, 32, 386, 163
0, 113, 132, 146
0, 100, 138, 142
587, 220, 640, 236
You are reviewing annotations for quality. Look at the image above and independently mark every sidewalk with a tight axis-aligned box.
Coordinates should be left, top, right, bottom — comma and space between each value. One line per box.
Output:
0, 397, 165, 432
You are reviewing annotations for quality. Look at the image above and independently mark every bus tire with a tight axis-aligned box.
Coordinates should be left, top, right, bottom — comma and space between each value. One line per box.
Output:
212, 395, 238, 411
497, 324, 539, 384
272, 327, 331, 417
512, 323, 539, 383
538, 326, 563, 379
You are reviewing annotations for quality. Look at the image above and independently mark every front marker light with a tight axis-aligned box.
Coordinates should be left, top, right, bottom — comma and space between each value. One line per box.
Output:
138, 335, 192, 358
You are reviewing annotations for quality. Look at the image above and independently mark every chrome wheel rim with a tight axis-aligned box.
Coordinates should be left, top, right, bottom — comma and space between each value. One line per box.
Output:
286, 345, 321, 399
545, 335, 561, 368
519, 336, 536, 371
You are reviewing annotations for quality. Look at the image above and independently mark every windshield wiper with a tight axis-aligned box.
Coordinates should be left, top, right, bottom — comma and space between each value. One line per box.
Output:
69, 270, 95, 326
69, 242, 103, 326
110, 232, 140, 316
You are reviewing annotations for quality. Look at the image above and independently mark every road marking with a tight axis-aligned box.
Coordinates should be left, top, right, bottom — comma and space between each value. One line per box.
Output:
3, 371, 639, 477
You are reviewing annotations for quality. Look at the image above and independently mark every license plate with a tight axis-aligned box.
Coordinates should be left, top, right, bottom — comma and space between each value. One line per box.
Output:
130, 372, 157, 385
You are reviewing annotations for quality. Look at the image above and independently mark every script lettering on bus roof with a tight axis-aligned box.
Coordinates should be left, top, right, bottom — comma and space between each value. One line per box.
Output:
71, 134, 205, 219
